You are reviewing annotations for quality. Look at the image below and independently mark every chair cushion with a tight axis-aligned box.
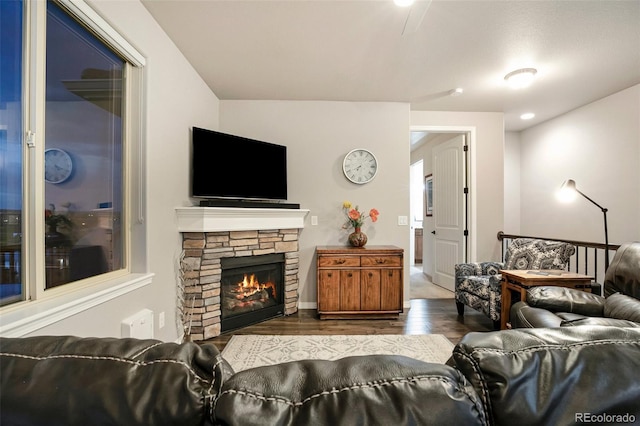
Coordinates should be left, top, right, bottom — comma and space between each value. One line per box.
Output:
504, 239, 575, 270
604, 292, 640, 323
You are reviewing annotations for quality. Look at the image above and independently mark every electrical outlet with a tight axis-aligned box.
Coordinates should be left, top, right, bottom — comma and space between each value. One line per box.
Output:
398, 216, 408, 226
158, 311, 165, 329
311, 215, 318, 226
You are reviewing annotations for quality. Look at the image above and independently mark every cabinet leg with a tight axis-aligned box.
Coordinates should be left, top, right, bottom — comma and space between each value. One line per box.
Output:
456, 301, 464, 316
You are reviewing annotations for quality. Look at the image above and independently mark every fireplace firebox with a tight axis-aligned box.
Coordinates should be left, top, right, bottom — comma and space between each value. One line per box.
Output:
220, 253, 285, 332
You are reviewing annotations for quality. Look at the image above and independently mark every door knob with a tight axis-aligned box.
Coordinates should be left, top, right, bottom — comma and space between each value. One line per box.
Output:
431, 230, 436, 235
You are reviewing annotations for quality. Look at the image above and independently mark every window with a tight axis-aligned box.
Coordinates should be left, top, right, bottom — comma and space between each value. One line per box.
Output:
0, 0, 148, 324
0, 0, 24, 306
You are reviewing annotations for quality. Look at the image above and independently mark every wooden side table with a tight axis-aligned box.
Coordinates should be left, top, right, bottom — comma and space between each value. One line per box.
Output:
500, 270, 593, 330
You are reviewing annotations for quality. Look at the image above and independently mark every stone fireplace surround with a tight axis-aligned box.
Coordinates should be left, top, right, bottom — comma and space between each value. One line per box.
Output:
176, 207, 308, 340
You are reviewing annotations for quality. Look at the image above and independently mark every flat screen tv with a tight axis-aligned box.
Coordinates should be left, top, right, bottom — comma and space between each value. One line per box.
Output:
191, 127, 288, 201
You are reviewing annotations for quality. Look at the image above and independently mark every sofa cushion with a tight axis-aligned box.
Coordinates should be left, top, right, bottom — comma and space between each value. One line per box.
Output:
452, 327, 640, 426
0, 336, 230, 426
214, 355, 488, 426
604, 292, 640, 323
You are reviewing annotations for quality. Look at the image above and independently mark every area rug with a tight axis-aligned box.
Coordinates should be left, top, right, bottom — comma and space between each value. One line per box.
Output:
221, 334, 455, 372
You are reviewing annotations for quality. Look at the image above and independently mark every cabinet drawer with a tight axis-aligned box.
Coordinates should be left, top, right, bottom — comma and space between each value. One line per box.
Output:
360, 256, 401, 267
318, 256, 361, 267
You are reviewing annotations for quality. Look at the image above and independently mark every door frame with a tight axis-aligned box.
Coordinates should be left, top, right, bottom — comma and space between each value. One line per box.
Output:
410, 125, 477, 263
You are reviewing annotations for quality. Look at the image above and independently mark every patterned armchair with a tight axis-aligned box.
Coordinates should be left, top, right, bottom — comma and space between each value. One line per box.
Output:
455, 238, 576, 329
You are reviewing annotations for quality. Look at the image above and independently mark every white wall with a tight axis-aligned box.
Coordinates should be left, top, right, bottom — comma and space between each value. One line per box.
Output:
220, 101, 411, 307
29, 0, 220, 341
519, 85, 640, 245
504, 131, 521, 233
410, 112, 505, 262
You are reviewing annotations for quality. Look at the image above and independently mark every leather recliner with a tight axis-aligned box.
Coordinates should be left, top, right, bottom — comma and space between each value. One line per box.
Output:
511, 241, 640, 328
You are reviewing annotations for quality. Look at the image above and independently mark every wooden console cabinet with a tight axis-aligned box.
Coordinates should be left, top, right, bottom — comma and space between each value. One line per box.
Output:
316, 245, 404, 319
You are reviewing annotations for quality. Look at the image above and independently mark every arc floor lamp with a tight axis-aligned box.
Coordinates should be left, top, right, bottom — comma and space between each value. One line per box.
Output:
558, 179, 610, 270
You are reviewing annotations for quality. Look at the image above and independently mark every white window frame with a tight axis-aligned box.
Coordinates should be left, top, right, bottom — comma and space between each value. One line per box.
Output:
0, 0, 151, 337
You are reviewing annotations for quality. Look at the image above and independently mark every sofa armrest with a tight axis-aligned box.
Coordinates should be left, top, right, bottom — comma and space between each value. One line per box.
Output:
452, 327, 640, 426
0, 336, 232, 426
526, 286, 605, 316
214, 355, 488, 426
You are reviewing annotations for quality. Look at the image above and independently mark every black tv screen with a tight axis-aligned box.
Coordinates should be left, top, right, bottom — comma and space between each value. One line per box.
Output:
191, 127, 288, 201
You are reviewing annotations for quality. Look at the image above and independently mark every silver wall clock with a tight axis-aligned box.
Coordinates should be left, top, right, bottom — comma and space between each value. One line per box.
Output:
44, 148, 73, 184
342, 148, 378, 184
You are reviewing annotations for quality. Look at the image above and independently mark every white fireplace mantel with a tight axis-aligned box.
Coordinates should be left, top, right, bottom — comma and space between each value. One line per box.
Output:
175, 207, 310, 232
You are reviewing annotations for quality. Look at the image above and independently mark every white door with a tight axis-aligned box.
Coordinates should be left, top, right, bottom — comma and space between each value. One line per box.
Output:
432, 135, 466, 291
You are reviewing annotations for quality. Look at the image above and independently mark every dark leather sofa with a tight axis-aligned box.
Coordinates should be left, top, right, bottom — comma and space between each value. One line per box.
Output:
510, 241, 640, 328
2, 326, 640, 425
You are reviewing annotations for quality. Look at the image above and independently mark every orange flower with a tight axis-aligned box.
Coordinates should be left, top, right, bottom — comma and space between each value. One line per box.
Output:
341, 201, 379, 230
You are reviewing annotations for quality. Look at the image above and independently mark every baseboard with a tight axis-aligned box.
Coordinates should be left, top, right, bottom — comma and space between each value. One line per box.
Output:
298, 302, 317, 310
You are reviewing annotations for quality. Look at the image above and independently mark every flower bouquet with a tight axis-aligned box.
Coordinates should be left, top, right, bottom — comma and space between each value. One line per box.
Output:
342, 201, 379, 247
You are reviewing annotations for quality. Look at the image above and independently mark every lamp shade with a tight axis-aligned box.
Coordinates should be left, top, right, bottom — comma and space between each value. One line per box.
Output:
557, 179, 578, 202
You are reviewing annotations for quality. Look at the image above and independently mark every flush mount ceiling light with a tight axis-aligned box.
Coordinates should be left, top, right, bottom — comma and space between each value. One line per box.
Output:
449, 88, 463, 97
520, 112, 535, 120
504, 68, 537, 89
394, 0, 415, 7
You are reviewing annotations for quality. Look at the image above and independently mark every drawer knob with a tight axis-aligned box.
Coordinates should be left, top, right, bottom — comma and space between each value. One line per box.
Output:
376, 259, 386, 264
327, 273, 332, 277
334, 259, 346, 265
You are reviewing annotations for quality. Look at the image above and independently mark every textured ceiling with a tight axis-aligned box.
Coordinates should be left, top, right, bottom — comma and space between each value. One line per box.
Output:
141, 0, 640, 131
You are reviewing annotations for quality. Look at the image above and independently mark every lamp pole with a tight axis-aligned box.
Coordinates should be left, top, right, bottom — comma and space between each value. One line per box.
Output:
574, 188, 609, 271
562, 180, 610, 270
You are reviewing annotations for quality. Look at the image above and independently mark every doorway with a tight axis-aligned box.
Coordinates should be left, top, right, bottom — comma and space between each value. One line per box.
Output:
410, 127, 474, 295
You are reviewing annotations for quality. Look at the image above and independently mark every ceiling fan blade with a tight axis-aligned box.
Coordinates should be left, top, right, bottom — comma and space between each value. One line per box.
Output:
402, 0, 432, 36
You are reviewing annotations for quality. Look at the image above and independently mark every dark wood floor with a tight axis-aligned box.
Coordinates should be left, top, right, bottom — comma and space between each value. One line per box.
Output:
202, 299, 494, 351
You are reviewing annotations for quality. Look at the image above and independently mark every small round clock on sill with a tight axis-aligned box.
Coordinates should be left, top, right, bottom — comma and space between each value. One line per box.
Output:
342, 148, 378, 184
44, 148, 73, 184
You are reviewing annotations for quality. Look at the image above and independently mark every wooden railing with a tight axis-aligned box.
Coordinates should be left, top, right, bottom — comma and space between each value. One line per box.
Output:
497, 232, 621, 285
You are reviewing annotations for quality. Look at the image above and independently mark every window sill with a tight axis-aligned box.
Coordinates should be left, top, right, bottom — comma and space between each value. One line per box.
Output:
0, 272, 154, 337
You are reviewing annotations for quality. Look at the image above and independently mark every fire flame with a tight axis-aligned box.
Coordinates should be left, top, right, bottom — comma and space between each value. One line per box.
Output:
236, 274, 276, 298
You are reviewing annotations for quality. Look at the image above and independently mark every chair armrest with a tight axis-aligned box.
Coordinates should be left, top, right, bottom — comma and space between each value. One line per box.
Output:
560, 317, 640, 327
526, 286, 605, 317
510, 301, 564, 328
455, 261, 504, 278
